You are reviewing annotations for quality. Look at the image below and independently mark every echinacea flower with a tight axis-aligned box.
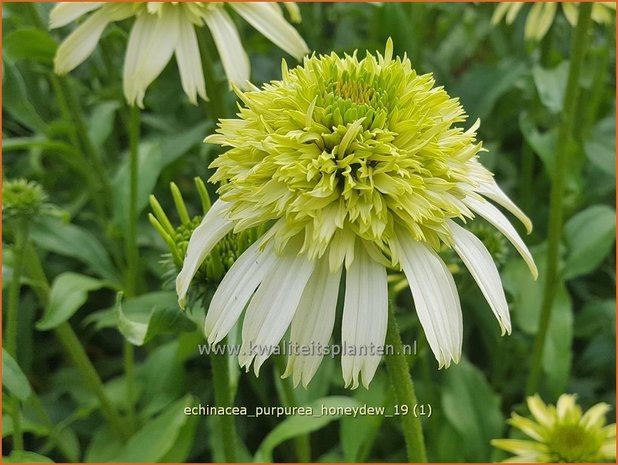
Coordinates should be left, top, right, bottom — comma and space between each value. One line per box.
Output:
176, 40, 537, 389
492, 394, 616, 462
50, 2, 308, 107
492, 2, 616, 41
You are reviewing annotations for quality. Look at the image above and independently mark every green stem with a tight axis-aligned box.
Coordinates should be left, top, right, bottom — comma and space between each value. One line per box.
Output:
210, 348, 238, 462
526, 3, 592, 396
384, 305, 427, 463
127, 105, 141, 296
6, 221, 29, 452
21, 242, 130, 441
123, 104, 141, 432
55, 324, 131, 441
275, 357, 311, 462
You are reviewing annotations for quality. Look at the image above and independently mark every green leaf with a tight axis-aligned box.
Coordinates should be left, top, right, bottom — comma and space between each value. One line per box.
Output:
340, 373, 388, 462
2, 59, 48, 132
254, 396, 360, 462
115, 293, 195, 346
584, 116, 616, 178
112, 396, 193, 462
519, 112, 556, 175
30, 217, 122, 286
37, 273, 108, 330
88, 101, 121, 149
3, 28, 57, 64
574, 299, 616, 338
2, 349, 32, 401
542, 282, 573, 397
453, 59, 527, 121
3, 451, 54, 463
564, 205, 616, 279
85, 426, 124, 462
84, 291, 178, 330
532, 62, 569, 113
441, 358, 503, 462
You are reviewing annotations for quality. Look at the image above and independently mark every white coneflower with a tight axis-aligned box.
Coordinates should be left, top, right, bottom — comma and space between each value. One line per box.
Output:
176, 40, 537, 389
50, 2, 309, 107
492, 2, 616, 41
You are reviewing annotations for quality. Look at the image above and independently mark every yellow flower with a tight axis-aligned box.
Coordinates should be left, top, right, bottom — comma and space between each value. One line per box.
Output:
492, 394, 616, 462
177, 40, 537, 388
492, 2, 616, 41
50, 2, 308, 107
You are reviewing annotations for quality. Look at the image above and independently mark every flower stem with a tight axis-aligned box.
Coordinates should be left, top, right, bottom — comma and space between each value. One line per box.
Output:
210, 349, 238, 462
526, 2, 592, 396
123, 104, 141, 432
384, 304, 427, 462
55, 323, 131, 441
21, 242, 130, 442
275, 356, 311, 462
6, 221, 30, 452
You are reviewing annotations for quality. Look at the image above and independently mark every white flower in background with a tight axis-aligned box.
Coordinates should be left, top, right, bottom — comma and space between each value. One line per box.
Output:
50, 2, 309, 107
176, 40, 538, 389
492, 2, 616, 41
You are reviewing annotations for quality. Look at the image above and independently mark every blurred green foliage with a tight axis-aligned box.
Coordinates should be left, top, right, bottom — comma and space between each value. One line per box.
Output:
2, 2, 615, 463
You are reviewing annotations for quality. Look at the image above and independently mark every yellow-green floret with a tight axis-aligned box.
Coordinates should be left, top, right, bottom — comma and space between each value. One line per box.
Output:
208, 39, 485, 266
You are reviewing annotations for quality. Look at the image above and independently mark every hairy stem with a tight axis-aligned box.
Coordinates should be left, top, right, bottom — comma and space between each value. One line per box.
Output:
384, 305, 427, 462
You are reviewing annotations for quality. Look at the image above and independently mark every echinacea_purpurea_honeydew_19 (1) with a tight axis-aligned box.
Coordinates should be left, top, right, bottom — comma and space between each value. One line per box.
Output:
176, 39, 538, 390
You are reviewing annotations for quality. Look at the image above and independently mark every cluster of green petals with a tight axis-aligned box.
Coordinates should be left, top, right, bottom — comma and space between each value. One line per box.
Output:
208, 39, 486, 267
492, 394, 616, 462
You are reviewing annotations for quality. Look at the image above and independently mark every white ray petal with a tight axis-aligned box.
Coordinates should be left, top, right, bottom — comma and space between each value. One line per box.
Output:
205, 239, 278, 344
54, 4, 132, 74
123, 8, 179, 108
448, 220, 511, 335
393, 230, 463, 368
464, 195, 538, 279
230, 3, 309, 60
176, 200, 234, 307
175, 12, 207, 104
341, 243, 388, 389
49, 2, 104, 29
476, 180, 532, 233
239, 239, 315, 375
203, 6, 250, 88
283, 254, 342, 387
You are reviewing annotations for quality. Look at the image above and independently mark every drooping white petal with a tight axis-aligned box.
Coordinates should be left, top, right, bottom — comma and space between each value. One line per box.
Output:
464, 195, 538, 279
476, 179, 532, 233
202, 6, 250, 88
392, 230, 463, 368
54, 4, 133, 74
205, 239, 279, 344
448, 219, 511, 335
525, 2, 557, 41
229, 3, 309, 60
341, 243, 388, 389
239, 239, 315, 375
176, 200, 233, 307
123, 8, 179, 108
283, 254, 342, 387
174, 12, 207, 104
49, 2, 104, 29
